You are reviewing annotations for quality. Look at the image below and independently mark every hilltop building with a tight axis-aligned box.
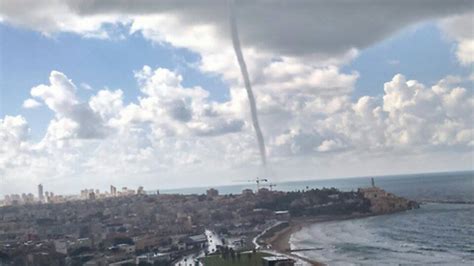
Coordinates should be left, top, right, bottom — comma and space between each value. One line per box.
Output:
358, 178, 418, 213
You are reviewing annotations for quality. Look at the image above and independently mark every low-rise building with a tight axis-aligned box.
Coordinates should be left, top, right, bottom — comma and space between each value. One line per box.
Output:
117, 244, 135, 254
262, 256, 295, 266
206, 188, 219, 198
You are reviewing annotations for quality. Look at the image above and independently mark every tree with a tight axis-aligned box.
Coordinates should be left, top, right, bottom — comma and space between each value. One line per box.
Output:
230, 248, 235, 262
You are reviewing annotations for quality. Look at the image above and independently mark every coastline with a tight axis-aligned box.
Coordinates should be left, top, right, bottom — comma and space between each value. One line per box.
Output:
269, 220, 323, 266
266, 214, 376, 266
267, 219, 306, 252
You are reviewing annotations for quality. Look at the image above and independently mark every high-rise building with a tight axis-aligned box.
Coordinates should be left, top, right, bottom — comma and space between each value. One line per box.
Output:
88, 191, 96, 200
110, 185, 117, 196
80, 189, 88, 199
45, 191, 50, 203
38, 184, 44, 202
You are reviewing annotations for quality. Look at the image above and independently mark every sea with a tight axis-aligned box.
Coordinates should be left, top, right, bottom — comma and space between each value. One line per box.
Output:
160, 171, 474, 265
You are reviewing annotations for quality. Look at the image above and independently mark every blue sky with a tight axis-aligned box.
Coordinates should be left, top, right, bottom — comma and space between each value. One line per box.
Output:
0, 23, 231, 141
0, 21, 467, 140
347, 22, 469, 98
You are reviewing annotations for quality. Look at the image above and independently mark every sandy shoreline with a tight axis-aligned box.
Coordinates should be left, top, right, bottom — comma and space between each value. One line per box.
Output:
266, 214, 375, 266
267, 217, 329, 266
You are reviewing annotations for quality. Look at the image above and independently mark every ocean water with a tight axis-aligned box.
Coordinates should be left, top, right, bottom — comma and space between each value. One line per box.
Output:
290, 203, 474, 265
288, 172, 474, 265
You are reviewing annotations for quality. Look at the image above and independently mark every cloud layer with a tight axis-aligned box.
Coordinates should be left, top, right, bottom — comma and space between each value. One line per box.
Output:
0, 1, 472, 194
1, 66, 472, 194
1, 0, 473, 58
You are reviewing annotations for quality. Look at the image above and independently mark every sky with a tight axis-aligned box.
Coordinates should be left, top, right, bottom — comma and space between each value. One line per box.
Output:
0, 0, 473, 196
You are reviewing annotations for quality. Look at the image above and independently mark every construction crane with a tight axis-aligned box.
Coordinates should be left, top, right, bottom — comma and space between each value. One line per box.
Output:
234, 177, 268, 192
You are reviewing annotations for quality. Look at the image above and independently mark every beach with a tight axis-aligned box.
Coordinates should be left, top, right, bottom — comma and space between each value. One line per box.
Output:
266, 214, 376, 266
268, 219, 306, 252
266, 218, 328, 266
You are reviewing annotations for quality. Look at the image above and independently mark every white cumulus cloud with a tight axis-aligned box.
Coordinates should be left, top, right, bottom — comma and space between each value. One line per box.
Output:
30, 71, 109, 139
1, 68, 473, 194
22, 98, 42, 109
440, 13, 474, 65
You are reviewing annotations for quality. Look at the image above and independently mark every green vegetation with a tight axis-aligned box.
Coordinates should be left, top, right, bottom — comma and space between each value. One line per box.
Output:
201, 251, 270, 266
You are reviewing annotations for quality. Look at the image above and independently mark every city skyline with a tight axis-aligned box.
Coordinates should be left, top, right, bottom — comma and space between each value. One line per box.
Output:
0, 182, 149, 206
2, 169, 472, 202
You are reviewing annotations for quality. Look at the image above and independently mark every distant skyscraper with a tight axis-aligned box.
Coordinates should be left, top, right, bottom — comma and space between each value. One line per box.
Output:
88, 191, 96, 200
38, 184, 44, 202
110, 185, 117, 196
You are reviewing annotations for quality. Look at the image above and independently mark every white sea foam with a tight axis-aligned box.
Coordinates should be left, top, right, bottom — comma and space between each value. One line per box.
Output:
289, 204, 474, 265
